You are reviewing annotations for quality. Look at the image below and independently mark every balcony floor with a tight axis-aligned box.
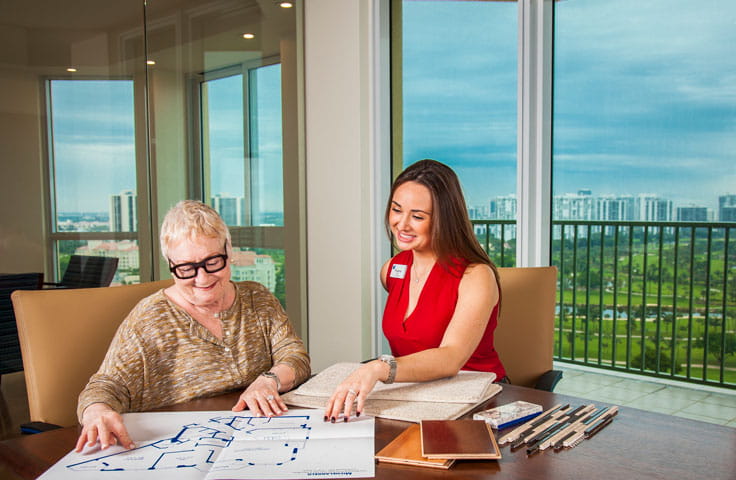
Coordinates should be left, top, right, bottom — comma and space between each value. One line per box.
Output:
554, 362, 736, 428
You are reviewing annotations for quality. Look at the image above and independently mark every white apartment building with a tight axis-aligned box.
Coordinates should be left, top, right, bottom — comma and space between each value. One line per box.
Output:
230, 249, 277, 292
109, 191, 136, 232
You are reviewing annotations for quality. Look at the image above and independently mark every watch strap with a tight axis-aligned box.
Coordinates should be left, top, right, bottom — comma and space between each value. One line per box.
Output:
379, 355, 397, 384
260, 371, 281, 391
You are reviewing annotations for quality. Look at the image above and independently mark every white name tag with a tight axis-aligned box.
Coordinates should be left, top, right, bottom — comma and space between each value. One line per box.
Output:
389, 264, 407, 279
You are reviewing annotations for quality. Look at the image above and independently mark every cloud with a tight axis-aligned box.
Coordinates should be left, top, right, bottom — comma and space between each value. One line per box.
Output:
401, 0, 736, 212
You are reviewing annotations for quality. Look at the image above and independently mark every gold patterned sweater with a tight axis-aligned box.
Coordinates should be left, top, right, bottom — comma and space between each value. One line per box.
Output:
77, 281, 310, 422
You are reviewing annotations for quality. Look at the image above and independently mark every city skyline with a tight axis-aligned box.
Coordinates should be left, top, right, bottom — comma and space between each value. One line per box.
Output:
58, 189, 736, 228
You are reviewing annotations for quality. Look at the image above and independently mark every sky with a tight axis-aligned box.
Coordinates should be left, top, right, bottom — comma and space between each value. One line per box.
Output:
51, 0, 735, 216
206, 64, 284, 218
51, 65, 284, 215
402, 0, 736, 213
51, 80, 136, 213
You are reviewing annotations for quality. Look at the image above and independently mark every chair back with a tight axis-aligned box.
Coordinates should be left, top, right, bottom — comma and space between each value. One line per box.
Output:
11, 279, 172, 426
60, 255, 119, 288
0, 273, 43, 375
494, 266, 558, 388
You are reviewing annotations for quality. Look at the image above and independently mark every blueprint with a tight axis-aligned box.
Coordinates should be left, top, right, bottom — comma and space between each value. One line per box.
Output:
39, 409, 375, 480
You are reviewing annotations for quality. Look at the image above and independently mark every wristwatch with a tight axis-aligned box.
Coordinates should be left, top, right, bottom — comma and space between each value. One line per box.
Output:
378, 354, 397, 384
260, 371, 281, 391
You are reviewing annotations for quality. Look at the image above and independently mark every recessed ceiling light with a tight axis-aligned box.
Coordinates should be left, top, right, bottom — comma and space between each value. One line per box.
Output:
242, 33, 255, 39
66, 67, 77, 72
146, 60, 156, 65
279, 2, 293, 8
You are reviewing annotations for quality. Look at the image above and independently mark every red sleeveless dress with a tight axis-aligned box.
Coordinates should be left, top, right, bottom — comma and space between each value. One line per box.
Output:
382, 250, 506, 378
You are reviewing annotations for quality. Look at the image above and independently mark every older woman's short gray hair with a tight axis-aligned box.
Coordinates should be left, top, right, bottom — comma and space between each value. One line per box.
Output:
160, 200, 232, 259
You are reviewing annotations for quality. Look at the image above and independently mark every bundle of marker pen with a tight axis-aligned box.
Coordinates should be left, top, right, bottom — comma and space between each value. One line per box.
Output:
497, 403, 618, 455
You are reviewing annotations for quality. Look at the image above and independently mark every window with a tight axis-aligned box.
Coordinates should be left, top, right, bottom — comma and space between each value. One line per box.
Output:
396, 0, 518, 266
47, 79, 140, 284
552, 0, 736, 223
200, 61, 286, 304
551, 0, 736, 384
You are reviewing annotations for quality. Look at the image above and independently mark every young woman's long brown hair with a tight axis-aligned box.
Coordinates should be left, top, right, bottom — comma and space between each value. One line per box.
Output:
385, 159, 500, 288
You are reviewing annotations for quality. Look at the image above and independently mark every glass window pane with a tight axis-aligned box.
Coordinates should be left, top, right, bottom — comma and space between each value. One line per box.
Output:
551, 0, 736, 385
205, 74, 246, 226
48, 80, 136, 231
399, 0, 518, 265
552, 0, 736, 222
249, 64, 284, 226
56, 239, 139, 286
203, 65, 284, 227
231, 247, 284, 305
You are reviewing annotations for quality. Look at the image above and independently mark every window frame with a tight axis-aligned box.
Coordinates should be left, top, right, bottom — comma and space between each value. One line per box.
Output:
43, 76, 144, 282
193, 57, 285, 251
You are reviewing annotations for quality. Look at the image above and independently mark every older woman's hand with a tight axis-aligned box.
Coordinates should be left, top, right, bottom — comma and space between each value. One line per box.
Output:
75, 403, 134, 452
324, 361, 386, 422
232, 374, 287, 417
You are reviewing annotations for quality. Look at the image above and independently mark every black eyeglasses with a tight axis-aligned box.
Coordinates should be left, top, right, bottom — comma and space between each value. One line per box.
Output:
168, 244, 229, 279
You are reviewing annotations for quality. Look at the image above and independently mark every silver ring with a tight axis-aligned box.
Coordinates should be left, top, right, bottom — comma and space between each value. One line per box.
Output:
348, 389, 357, 396
266, 394, 275, 401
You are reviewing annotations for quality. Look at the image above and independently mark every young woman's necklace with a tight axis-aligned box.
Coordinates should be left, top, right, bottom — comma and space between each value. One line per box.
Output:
412, 263, 430, 284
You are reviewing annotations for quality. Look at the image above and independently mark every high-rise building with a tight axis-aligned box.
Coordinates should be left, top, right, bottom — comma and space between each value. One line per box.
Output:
468, 205, 489, 220
636, 194, 672, 222
490, 195, 516, 220
212, 194, 245, 226
554, 191, 595, 220
719, 195, 736, 222
109, 190, 136, 232
596, 195, 635, 221
677, 206, 708, 222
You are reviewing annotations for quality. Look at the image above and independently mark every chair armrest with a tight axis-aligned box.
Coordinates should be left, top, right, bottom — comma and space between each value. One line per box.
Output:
20, 421, 63, 434
534, 369, 563, 392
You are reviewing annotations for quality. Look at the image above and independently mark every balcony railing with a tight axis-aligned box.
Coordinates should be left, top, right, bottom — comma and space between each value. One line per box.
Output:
473, 219, 736, 390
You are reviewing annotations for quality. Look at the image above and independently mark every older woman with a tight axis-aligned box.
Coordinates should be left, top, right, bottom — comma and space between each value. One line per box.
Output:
325, 159, 506, 422
75, 200, 310, 451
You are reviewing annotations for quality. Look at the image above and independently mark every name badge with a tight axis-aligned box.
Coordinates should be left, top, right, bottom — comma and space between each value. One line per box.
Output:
389, 264, 407, 279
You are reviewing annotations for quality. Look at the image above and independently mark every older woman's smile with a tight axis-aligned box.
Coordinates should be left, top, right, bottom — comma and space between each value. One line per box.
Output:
166, 236, 233, 311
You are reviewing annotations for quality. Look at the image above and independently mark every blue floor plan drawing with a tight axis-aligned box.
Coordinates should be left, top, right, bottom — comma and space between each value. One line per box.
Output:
40, 409, 374, 480
68, 414, 311, 472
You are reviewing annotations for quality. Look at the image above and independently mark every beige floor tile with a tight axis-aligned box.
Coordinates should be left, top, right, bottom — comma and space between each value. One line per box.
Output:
580, 384, 647, 404
700, 392, 736, 408
556, 364, 736, 427
648, 386, 710, 402
609, 379, 663, 395
623, 398, 680, 415
677, 402, 736, 422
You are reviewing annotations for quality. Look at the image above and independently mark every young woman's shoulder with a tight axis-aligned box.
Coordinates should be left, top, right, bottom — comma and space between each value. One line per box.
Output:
461, 262, 497, 290
463, 262, 493, 277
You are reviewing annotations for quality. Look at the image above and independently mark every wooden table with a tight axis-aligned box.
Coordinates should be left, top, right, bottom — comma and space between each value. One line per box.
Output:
1, 384, 734, 479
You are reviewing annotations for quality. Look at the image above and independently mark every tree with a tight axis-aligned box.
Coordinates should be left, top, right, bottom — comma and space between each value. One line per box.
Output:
631, 345, 681, 375
694, 333, 736, 364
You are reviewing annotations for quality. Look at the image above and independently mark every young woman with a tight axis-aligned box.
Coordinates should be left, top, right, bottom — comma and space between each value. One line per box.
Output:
325, 159, 506, 422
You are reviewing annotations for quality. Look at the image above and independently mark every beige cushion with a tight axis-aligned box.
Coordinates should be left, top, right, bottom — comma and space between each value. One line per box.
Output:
12, 280, 173, 427
494, 266, 558, 388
